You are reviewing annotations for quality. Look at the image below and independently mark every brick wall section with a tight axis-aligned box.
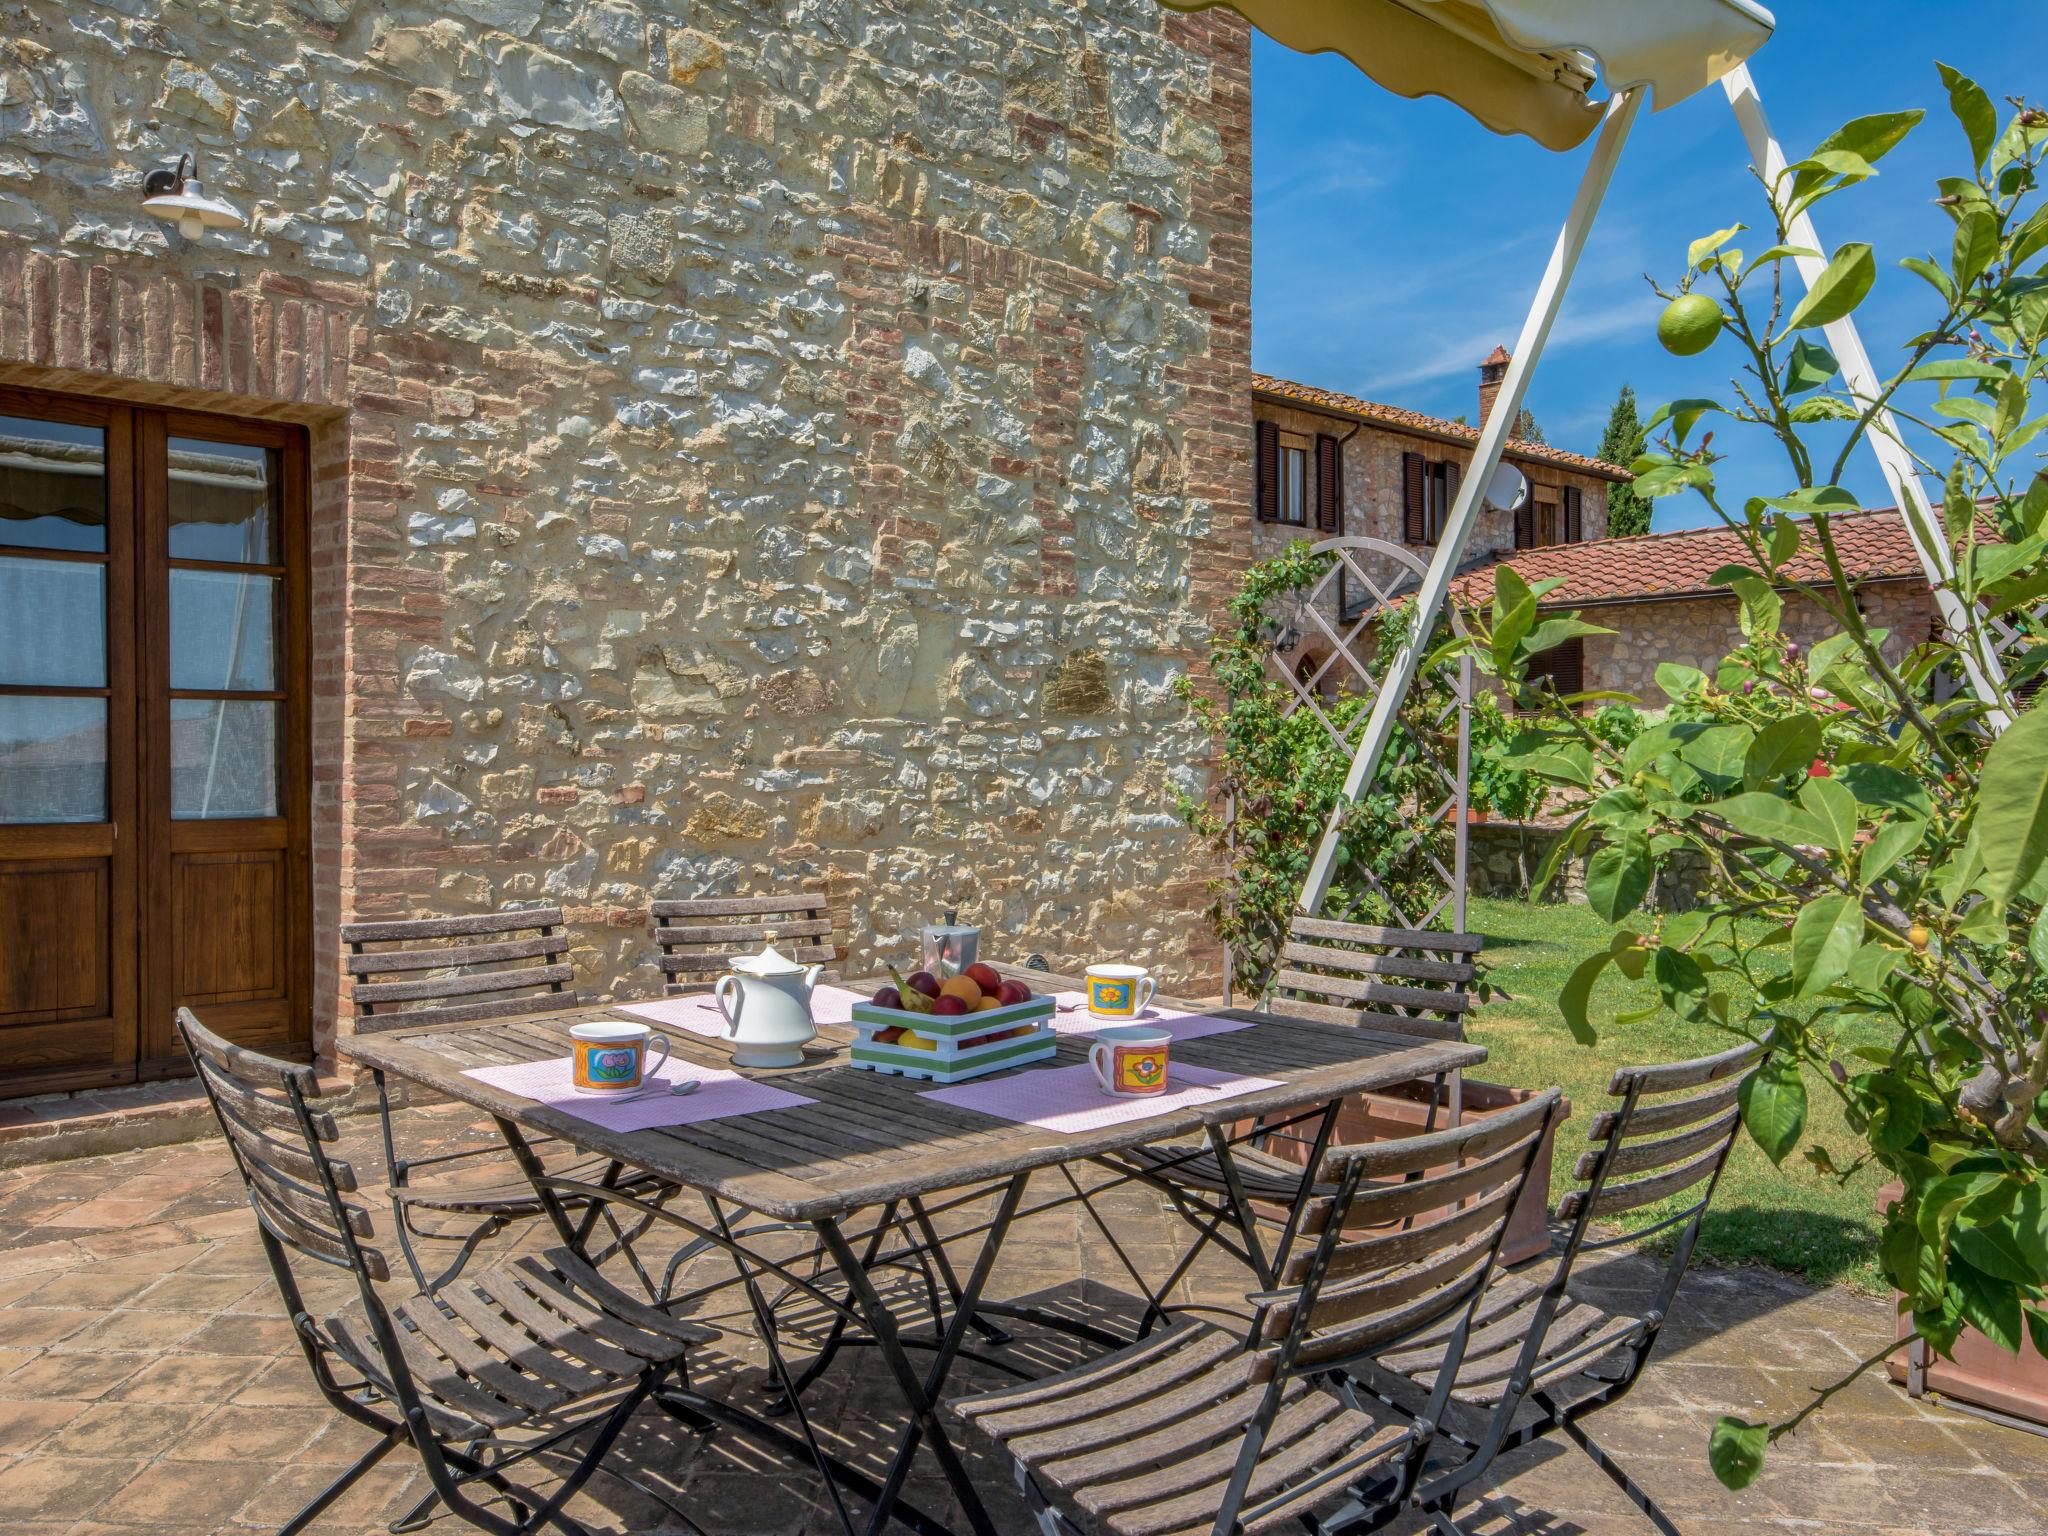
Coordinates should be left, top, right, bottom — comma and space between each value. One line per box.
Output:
0, 0, 1254, 1059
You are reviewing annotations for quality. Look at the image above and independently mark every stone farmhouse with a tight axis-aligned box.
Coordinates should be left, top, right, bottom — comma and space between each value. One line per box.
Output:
1247, 353, 1629, 684
1445, 509, 1946, 704
0, 0, 1254, 1097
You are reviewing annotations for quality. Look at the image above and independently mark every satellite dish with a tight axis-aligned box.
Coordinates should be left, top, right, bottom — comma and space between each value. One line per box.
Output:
1484, 461, 1529, 513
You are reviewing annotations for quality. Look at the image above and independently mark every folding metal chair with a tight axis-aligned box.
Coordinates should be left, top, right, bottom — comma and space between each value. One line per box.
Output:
175, 1008, 716, 1536
1093, 916, 1480, 1327
947, 1089, 1564, 1536
1374, 1039, 1765, 1535
344, 906, 671, 1292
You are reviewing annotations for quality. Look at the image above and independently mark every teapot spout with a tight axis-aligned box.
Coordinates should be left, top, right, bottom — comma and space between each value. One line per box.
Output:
800, 964, 822, 997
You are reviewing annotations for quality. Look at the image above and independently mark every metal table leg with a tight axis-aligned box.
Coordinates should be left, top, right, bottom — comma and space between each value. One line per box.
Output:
814, 1173, 1029, 1536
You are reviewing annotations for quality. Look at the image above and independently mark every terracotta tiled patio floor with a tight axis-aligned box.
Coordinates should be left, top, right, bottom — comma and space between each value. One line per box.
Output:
0, 1100, 2042, 1536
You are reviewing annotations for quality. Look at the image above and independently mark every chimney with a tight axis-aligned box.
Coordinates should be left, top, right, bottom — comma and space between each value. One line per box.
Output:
1477, 345, 1511, 428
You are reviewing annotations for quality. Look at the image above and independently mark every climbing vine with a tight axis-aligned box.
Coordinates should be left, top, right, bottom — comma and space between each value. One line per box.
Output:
1175, 543, 1461, 994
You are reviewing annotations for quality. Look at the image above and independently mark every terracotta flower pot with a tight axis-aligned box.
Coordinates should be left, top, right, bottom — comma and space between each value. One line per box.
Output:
1878, 1183, 2048, 1425
1240, 1078, 1569, 1268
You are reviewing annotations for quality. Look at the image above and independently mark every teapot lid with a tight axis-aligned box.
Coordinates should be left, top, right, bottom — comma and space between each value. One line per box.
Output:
731, 938, 808, 977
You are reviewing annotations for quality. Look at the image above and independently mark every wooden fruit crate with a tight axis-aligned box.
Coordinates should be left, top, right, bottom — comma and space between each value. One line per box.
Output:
848, 996, 1057, 1083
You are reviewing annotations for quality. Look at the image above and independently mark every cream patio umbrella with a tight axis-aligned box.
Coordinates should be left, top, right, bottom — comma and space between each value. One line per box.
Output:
1145, 0, 2004, 917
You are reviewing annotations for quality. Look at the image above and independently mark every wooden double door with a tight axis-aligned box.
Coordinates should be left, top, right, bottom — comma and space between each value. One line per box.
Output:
0, 388, 311, 1095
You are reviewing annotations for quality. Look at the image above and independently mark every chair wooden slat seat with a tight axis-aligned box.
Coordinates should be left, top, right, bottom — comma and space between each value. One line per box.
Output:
954, 1320, 1407, 1536
1377, 1269, 1643, 1405
951, 1091, 1564, 1536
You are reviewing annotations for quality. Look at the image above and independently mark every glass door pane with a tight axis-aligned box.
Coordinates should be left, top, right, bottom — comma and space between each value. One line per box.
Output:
0, 414, 109, 826
165, 434, 283, 821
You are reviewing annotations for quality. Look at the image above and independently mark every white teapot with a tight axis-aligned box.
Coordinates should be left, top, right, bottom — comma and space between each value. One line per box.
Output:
713, 939, 820, 1068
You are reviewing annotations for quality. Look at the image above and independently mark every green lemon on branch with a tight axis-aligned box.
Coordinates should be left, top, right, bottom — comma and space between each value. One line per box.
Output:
1658, 294, 1725, 356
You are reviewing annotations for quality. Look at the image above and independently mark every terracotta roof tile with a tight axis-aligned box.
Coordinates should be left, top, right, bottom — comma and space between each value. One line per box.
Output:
1251, 372, 1631, 481
1444, 508, 1938, 608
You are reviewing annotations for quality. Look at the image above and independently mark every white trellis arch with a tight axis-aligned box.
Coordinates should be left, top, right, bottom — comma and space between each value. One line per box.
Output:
1225, 537, 1474, 996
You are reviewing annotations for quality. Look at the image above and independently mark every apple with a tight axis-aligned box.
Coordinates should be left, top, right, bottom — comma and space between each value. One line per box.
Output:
964, 962, 1003, 995
906, 970, 942, 999
872, 985, 903, 1011
997, 979, 1032, 1006
932, 995, 969, 1016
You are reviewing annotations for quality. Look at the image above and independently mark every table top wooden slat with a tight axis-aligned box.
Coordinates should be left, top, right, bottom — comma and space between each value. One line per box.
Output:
338, 965, 1485, 1221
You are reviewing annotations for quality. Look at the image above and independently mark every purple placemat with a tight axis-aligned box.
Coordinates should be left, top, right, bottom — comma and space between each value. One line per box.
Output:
1044, 990, 1254, 1041
615, 983, 870, 1038
462, 1056, 815, 1132
920, 1061, 1280, 1135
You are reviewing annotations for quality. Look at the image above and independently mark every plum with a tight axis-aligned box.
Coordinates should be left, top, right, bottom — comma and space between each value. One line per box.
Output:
872, 985, 903, 1011
906, 970, 942, 999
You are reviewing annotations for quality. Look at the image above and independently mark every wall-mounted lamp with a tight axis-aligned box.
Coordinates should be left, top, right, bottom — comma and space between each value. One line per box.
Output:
141, 153, 245, 240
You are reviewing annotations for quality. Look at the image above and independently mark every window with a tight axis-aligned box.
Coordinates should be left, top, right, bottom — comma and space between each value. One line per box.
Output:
1514, 483, 1585, 549
1402, 452, 1459, 545
1522, 635, 1586, 710
1256, 421, 1344, 531
1279, 437, 1309, 525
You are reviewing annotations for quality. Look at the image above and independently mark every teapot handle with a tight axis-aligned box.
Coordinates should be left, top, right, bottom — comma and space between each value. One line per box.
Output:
714, 975, 743, 1038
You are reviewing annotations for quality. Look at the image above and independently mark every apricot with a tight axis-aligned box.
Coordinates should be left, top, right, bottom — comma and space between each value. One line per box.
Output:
939, 975, 984, 1007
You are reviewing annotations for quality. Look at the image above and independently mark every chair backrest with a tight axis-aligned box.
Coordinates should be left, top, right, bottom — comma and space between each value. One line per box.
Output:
1249, 1087, 1562, 1383
650, 893, 834, 994
1262, 915, 1483, 1042
342, 906, 575, 1033
1555, 1038, 1763, 1244
175, 1008, 391, 1286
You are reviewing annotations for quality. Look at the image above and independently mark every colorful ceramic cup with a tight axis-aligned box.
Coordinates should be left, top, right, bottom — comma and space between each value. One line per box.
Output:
570, 1021, 671, 1097
1089, 1024, 1172, 1098
1084, 963, 1155, 1019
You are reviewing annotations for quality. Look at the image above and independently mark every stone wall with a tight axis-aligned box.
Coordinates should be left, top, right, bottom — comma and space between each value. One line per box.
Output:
1, 0, 1253, 1056
1579, 581, 1938, 702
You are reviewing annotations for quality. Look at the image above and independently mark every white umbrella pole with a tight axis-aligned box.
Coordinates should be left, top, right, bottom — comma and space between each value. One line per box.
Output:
1297, 86, 1644, 919
1720, 64, 2012, 731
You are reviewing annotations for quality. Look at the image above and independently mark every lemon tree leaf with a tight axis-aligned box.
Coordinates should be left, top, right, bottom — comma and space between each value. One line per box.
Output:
1786, 243, 1875, 330
1710, 1418, 1768, 1490
1740, 1053, 1807, 1164
1791, 893, 1863, 995
1979, 705, 2048, 906
1708, 792, 1830, 849
1744, 715, 1821, 790
1937, 63, 1997, 168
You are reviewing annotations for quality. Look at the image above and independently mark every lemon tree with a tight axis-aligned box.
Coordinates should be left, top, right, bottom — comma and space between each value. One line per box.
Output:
1462, 68, 2048, 1486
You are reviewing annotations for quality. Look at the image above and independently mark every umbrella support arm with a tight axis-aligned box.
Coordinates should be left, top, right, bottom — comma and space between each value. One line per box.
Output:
1297, 85, 1645, 920
1718, 63, 2011, 731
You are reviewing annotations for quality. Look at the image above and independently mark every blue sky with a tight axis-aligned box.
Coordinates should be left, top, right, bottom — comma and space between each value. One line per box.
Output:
1250, 1, 2047, 530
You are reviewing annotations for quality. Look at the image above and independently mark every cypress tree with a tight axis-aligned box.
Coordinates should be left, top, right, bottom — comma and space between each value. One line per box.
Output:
1599, 383, 1650, 537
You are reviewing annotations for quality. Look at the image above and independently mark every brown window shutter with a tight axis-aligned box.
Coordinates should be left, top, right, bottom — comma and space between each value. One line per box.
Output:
1442, 459, 1460, 534
1525, 636, 1586, 709
1402, 452, 1425, 542
1255, 420, 1279, 522
1513, 502, 1533, 549
1314, 433, 1342, 532
1564, 485, 1583, 542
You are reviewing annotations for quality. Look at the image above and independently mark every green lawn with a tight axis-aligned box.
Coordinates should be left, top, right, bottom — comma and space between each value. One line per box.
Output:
1462, 896, 1885, 1293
